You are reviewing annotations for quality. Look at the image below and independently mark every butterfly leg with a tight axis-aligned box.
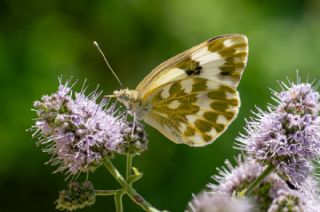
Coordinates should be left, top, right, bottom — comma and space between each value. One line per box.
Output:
131, 112, 137, 137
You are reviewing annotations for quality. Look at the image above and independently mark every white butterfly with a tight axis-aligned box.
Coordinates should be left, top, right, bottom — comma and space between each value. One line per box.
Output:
109, 34, 248, 147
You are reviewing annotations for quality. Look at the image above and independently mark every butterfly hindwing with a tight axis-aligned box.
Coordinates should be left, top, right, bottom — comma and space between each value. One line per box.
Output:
141, 78, 240, 146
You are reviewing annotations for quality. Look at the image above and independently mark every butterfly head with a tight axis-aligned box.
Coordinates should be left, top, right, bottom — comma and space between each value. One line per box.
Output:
114, 89, 146, 119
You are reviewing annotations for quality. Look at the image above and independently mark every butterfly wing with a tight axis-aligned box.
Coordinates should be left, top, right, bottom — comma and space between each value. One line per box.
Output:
136, 34, 248, 96
141, 78, 240, 146
137, 34, 248, 146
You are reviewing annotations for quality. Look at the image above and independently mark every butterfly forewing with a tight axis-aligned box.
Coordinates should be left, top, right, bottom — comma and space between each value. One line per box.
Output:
135, 34, 248, 146
136, 34, 248, 97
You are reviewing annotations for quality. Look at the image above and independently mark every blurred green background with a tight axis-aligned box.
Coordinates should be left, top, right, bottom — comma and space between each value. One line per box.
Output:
1, 0, 320, 211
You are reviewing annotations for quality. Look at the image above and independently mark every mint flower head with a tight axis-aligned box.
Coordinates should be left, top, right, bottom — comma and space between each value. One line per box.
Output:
268, 177, 320, 212
30, 79, 148, 175
208, 157, 290, 211
268, 190, 304, 212
205, 156, 319, 211
237, 79, 320, 185
209, 157, 264, 194
55, 181, 96, 211
187, 192, 252, 212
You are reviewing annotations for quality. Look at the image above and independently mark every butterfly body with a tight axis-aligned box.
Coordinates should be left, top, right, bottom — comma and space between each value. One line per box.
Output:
114, 89, 148, 119
114, 34, 248, 147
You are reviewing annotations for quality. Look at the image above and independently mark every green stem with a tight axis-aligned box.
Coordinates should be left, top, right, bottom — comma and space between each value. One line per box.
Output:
114, 190, 125, 212
244, 164, 275, 196
104, 160, 127, 187
126, 154, 133, 180
126, 186, 159, 212
104, 160, 161, 212
96, 189, 119, 196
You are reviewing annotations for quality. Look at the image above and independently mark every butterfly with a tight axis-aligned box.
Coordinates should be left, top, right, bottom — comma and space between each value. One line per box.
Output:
113, 34, 248, 147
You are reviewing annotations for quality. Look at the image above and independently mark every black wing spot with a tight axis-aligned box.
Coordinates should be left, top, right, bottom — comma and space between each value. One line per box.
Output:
177, 57, 203, 76
220, 70, 231, 76
186, 70, 194, 76
185, 65, 202, 76
195, 66, 202, 71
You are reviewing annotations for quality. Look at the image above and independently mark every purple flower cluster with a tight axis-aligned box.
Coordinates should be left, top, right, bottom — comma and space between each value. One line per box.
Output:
55, 181, 96, 211
237, 82, 320, 184
187, 192, 252, 212
268, 190, 304, 212
31, 80, 148, 175
119, 121, 148, 155
209, 156, 264, 194
188, 156, 319, 212
268, 177, 320, 212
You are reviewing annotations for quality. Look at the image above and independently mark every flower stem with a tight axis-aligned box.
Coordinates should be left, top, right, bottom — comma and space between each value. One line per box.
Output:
126, 154, 133, 180
114, 190, 125, 212
104, 160, 127, 187
126, 186, 159, 212
104, 160, 161, 212
244, 164, 274, 196
96, 189, 119, 196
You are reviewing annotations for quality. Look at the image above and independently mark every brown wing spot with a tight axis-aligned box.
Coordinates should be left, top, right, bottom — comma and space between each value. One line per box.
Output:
207, 39, 224, 53
220, 69, 240, 79
218, 43, 247, 57
225, 52, 247, 62
203, 134, 212, 142
210, 102, 237, 117
192, 78, 207, 92
220, 61, 245, 77
214, 124, 225, 133
214, 124, 224, 133
190, 119, 214, 142
210, 100, 238, 113
169, 81, 182, 95
203, 111, 218, 123
220, 69, 234, 76
184, 126, 196, 137
151, 91, 164, 103
208, 89, 227, 100
202, 112, 227, 133
220, 85, 237, 94
194, 119, 212, 132
222, 61, 245, 68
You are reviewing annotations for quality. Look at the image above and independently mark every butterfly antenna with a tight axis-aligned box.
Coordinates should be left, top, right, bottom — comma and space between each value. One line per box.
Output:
93, 41, 124, 88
